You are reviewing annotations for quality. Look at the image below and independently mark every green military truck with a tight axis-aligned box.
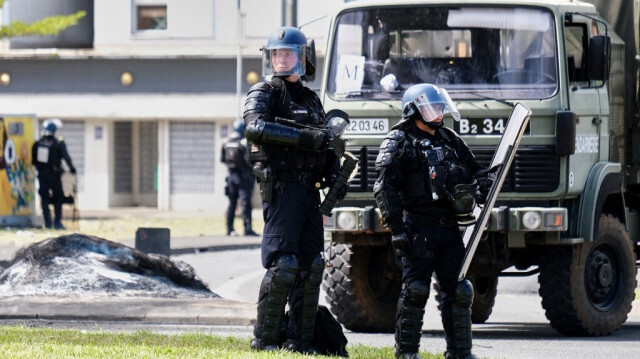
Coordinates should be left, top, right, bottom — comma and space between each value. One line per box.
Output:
319, 0, 639, 336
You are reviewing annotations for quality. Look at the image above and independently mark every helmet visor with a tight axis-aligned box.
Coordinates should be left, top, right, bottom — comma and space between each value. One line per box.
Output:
413, 88, 460, 122
262, 44, 307, 77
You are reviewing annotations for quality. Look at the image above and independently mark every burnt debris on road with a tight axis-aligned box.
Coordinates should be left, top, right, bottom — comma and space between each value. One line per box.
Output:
0, 234, 218, 298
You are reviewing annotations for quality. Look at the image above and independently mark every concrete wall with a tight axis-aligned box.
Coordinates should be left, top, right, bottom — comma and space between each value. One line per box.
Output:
0, 0, 340, 213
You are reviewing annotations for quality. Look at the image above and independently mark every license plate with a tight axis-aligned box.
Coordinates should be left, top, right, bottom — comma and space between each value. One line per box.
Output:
344, 118, 389, 135
454, 118, 519, 135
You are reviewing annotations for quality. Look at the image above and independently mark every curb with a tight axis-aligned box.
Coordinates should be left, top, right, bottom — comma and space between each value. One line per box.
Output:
0, 296, 257, 326
170, 243, 261, 256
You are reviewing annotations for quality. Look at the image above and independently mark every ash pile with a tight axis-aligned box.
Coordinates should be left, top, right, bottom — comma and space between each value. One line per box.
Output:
0, 234, 217, 298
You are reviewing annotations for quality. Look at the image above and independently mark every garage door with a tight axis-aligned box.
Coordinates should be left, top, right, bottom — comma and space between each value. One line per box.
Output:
169, 122, 215, 193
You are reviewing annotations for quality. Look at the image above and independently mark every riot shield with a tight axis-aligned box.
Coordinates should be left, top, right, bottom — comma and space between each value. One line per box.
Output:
458, 103, 532, 280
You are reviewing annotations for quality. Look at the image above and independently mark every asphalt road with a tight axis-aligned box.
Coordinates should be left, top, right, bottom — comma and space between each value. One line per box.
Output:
175, 248, 640, 359
1, 247, 637, 359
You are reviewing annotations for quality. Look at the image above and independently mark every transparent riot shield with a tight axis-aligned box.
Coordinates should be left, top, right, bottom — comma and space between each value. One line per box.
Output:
458, 103, 532, 280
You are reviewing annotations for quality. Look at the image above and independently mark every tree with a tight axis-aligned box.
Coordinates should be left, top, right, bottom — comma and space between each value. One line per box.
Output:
0, 0, 85, 38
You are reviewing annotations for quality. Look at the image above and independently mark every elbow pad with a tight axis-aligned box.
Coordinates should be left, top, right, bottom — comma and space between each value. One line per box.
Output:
245, 119, 299, 147
245, 119, 328, 151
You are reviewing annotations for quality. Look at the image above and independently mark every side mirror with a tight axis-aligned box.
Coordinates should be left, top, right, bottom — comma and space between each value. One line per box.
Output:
302, 38, 316, 82
587, 35, 610, 81
555, 111, 576, 156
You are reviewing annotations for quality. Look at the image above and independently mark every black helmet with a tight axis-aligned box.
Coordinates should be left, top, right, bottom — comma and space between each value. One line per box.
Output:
41, 118, 62, 137
232, 119, 245, 135
400, 84, 460, 129
261, 27, 311, 78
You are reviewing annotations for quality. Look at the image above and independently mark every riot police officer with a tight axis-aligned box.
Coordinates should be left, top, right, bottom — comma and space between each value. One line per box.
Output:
221, 119, 259, 236
243, 26, 342, 353
374, 84, 492, 359
31, 119, 76, 230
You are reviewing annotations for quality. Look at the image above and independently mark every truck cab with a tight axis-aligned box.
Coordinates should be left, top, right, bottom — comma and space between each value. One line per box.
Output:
320, 0, 640, 336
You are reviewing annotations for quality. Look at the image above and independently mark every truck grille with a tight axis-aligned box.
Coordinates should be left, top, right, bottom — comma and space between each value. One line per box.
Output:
346, 146, 379, 192
345, 145, 559, 193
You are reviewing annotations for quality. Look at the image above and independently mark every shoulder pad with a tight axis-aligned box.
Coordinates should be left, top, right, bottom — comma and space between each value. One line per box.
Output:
375, 130, 405, 168
245, 82, 276, 114
387, 129, 405, 141
248, 81, 273, 93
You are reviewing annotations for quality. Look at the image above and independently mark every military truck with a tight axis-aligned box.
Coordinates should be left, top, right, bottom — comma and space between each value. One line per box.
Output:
319, 0, 640, 336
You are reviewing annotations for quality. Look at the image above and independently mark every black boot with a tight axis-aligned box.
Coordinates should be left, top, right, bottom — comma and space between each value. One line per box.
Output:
251, 255, 298, 351
286, 254, 323, 353
394, 281, 429, 358
442, 280, 477, 359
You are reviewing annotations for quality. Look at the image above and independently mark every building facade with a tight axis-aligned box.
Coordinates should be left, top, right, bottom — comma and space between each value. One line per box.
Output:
0, 0, 344, 212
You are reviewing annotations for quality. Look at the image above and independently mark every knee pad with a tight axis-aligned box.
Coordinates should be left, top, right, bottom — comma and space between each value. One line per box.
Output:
454, 279, 474, 308
404, 280, 430, 307
272, 253, 299, 286
306, 253, 324, 286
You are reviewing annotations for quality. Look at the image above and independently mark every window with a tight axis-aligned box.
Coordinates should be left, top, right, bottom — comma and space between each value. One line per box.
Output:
137, 5, 167, 30
565, 24, 588, 83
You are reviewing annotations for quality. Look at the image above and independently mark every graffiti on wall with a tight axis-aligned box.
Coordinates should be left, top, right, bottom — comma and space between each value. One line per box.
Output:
0, 117, 36, 216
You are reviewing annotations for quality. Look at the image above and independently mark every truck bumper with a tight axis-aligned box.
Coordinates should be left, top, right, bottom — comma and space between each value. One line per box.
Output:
324, 206, 581, 245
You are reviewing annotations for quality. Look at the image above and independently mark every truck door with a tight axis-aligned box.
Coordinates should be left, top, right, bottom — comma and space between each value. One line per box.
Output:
564, 20, 603, 196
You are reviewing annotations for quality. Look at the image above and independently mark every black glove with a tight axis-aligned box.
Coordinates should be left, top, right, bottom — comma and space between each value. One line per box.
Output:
299, 128, 329, 151
473, 168, 496, 204
452, 181, 479, 214
70, 167, 77, 175
391, 232, 410, 257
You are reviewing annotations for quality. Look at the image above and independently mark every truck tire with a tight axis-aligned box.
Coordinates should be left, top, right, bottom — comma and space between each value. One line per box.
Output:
469, 275, 498, 323
322, 243, 401, 332
538, 214, 637, 336
433, 274, 498, 324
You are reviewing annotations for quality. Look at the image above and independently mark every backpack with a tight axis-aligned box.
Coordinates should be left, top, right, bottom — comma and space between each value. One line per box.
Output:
223, 140, 245, 170
312, 305, 349, 357
35, 138, 54, 165
279, 305, 349, 357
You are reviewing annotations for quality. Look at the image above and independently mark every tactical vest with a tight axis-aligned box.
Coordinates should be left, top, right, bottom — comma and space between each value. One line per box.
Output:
404, 128, 472, 205
224, 140, 245, 170
35, 138, 56, 165
250, 79, 328, 172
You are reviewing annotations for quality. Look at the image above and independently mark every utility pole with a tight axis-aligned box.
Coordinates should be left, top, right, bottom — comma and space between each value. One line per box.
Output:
236, 0, 245, 123
282, 0, 297, 27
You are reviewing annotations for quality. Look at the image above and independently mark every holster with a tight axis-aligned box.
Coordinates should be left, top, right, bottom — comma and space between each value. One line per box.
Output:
253, 165, 274, 203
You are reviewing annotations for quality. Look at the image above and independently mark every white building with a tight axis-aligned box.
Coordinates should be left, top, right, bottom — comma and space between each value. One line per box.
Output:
0, 0, 346, 212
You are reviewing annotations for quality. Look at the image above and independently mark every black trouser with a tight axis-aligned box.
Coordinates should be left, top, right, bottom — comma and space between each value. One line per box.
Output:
395, 223, 466, 356
225, 171, 254, 234
37, 172, 64, 228
253, 181, 324, 350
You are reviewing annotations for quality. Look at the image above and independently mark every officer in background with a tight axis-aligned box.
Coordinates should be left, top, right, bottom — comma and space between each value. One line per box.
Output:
31, 119, 76, 230
221, 119, 259, 236
374, 84, 493, 359
243, 26, 343, 353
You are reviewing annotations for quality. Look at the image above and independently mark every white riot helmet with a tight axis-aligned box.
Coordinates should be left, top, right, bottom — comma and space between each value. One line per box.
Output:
401, 84, 460, 129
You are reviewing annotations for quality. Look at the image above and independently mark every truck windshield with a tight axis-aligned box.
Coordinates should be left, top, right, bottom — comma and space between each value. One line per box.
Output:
327, 6, 558, 101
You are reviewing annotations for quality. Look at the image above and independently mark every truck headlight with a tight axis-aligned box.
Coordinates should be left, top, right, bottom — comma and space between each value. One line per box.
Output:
337, 212, 357, 230
522, 211, 542, 230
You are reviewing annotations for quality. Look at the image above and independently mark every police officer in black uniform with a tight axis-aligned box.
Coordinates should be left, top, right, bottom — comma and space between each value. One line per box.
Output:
374, 84, 492, 359
221, 119, 259, 236
243, 26, 342, 353
32, 119, 76, 230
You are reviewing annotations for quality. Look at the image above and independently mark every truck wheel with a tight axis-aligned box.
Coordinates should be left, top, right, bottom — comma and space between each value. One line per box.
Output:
538, 214, 637, 336
433, 274, 498, 324
469, 275, 498, 323
322, 243, 402, 332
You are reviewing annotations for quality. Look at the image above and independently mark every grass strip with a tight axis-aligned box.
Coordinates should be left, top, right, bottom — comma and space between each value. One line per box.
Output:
0, 325, 445, 359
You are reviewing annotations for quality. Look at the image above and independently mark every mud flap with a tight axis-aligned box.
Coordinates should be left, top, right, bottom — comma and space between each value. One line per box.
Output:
458, 103, 532, 280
